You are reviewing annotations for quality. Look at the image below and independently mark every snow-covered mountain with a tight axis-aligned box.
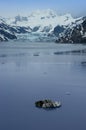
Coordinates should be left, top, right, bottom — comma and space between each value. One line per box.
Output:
0, 18, 17, 41
5, 9, 76, 32
56, 17, 86, 43
0, 9, 86, 43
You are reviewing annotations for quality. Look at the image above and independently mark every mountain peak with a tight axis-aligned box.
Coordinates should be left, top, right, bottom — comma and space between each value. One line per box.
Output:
0, 11, 85, 43
63, 13, 73, 19
29, 9, 57, 17
2, 9, 76, 28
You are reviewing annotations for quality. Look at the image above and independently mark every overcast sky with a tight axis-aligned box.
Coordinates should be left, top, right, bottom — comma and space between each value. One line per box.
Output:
0, 0, 86, 17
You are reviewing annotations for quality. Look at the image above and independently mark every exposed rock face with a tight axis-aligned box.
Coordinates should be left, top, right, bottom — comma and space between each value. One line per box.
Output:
0, 18, 32, 41
32, 26, 40, 32
0, 24, 32, 42
0, 10, 77, 42
35, 99, 61, 108
53, 25, 65, 36
56, 18, 86, 43
0, 21, 17, 41
0, 11, 86, 43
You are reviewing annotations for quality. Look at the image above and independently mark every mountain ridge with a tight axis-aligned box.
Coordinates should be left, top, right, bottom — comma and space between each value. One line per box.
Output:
0, 9, 86, 43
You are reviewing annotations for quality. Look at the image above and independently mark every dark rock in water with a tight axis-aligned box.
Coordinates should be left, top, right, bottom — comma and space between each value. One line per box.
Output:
81, 61, 86, 65
35, 100, 44, 108
33, 53, 39, 56
35, 99, 61, 108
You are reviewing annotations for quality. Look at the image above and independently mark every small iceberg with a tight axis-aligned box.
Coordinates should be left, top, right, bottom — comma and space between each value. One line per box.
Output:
35, 99, 61, 109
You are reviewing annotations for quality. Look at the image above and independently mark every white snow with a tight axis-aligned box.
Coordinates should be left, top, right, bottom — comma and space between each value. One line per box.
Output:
5, 9, 76, 32
0, 34, 5, 40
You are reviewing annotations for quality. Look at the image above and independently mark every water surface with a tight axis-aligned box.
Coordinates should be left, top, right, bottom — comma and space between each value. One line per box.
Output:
0, 41, 86, 130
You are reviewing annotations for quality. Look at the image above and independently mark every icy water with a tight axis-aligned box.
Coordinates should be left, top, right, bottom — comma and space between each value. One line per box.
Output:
0, 41, 86, 130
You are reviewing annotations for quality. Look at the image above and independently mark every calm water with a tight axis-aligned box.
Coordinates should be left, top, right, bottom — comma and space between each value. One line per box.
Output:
0, 41, 86, 130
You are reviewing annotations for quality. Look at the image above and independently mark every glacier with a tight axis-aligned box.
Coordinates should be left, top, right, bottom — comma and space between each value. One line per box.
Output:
0, 9, 86, 43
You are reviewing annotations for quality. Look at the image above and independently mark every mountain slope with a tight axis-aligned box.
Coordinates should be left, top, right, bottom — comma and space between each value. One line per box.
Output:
0, 19, 17, 41
55, 17, 86, 43
0, 9, 86, 43
5, 9, 76, 32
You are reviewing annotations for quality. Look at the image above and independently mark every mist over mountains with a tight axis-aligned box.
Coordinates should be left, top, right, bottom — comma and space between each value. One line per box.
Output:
0, 9, 86, 43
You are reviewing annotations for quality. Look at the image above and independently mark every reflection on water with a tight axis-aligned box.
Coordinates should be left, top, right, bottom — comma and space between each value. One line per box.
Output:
0, 41, 86, 130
